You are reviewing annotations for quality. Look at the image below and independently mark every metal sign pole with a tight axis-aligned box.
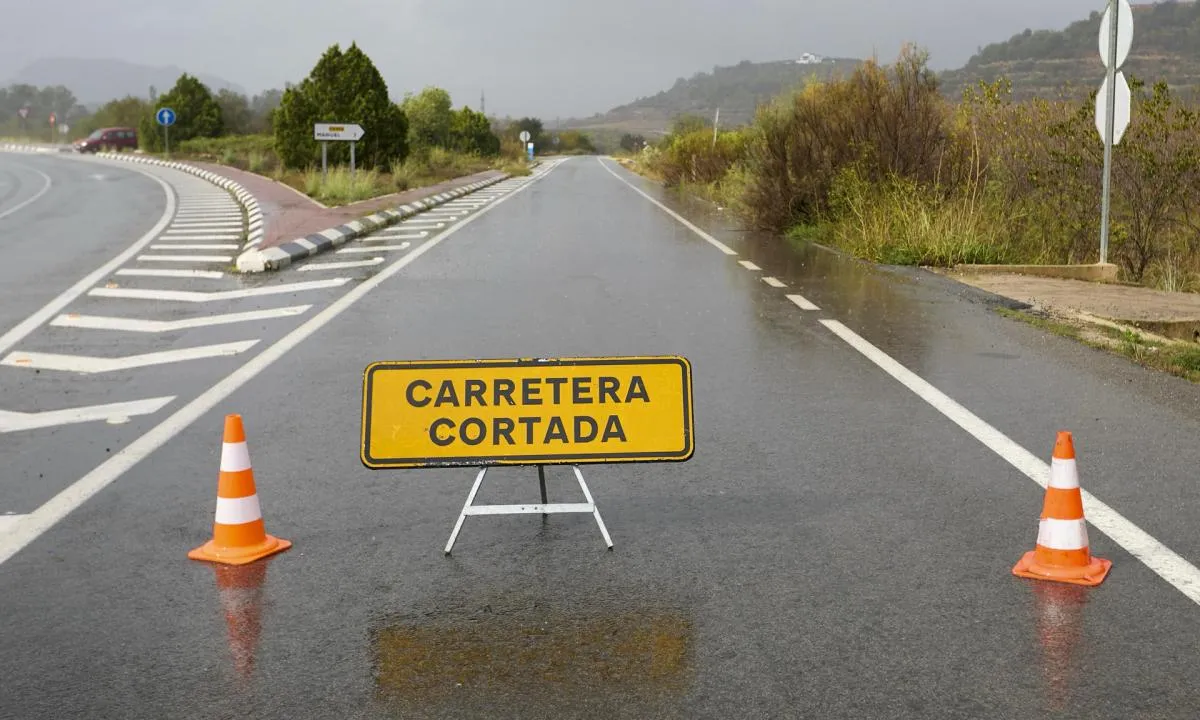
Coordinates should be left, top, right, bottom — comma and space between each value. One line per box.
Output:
350, 141, 356, 179
1099, 0, 1120, 266
322, 141, 328, 183
165, 124, 170, 157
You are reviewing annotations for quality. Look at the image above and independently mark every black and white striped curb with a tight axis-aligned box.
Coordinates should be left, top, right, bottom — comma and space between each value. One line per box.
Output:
90, 152, 264, 249
235, 175, 508, 273
0, 143, 73, 154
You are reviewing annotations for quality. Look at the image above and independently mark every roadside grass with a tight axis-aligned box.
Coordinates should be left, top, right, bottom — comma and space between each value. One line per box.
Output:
997, 307, 1200, 382
303, 166, 381, 205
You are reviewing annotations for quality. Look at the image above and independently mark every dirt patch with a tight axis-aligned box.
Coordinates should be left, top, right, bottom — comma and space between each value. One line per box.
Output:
937, 271, 1200, 323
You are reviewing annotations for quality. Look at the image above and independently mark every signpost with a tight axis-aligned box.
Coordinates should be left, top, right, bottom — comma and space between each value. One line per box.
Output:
314, 123, 366, 181
361, 356, 695, 553
1097, 0, 1133, 266
156, 107, 177, 155
48, 112, 56, 142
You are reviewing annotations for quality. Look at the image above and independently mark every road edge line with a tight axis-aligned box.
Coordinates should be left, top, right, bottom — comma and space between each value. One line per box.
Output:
820, 318, 1200, 607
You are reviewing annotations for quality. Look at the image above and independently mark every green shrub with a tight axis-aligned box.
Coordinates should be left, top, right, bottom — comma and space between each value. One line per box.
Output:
304, 165, 381, 204
140, 74, 224, 152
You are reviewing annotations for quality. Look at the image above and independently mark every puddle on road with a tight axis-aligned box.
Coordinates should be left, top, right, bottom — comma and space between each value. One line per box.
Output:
369, 601, 694, 716
1025, 581, 1091, 713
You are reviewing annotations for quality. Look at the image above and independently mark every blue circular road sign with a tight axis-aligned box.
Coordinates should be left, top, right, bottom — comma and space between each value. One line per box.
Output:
156, 107, 176, 127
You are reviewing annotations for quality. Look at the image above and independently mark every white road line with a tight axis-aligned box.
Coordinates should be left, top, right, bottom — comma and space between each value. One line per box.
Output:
0, 515, 26, 533
398, 222, 446, 230
786, 294, 820, 311
0, 170, 175, 358
597, 157, 738, 256
763, 276, 786, 288
369, 232, 427, 240
337, 243, 411, 254
149, 244, 239, 250
89, 278, 350, 303
0, 397, 175, 433
739, 261, 761, 271
0, 166, 53, 221
157, 235, 241, 242
163, 229, 243, 236
168, 222, 243, 228
0, 157, 564, 566
174, 211, 240, 217
1, 340, 259, 374
116, 268, 225, 279
51, 306, 310, 333
298, 257, 384, 271
820, 319, 1200, 606
137, 255, 232, 263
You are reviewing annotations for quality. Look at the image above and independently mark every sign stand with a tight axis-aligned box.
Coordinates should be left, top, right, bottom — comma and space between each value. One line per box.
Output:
444, 464, 613, 555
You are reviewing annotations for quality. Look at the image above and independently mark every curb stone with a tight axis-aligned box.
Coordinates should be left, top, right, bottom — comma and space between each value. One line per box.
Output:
234, 174, 509, 273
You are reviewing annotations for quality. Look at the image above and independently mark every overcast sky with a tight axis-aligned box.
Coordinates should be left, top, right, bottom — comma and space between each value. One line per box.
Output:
1, 0, 1106, 119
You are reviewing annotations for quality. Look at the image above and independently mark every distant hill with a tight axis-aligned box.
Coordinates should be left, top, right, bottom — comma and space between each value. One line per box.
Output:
566, 55, 862, 134
937, 1, 1200, 101
6, 58, 244, 107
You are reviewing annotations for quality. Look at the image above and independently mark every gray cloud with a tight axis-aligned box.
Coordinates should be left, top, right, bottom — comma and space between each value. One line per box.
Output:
2, 0, 1105, 118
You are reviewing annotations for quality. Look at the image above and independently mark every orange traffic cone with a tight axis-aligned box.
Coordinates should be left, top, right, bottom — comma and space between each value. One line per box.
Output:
1012, 431, 1111, 586
188, 414, 291, 565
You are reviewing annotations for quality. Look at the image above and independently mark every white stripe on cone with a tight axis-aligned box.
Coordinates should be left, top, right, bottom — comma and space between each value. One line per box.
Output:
1037, 517, 1090, 550
1048, 457, 1079, 489
221, 441, 252, 472
215, 495, 263, 525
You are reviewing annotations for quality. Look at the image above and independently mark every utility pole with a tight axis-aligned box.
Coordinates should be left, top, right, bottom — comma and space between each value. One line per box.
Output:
480, 90, 485, 116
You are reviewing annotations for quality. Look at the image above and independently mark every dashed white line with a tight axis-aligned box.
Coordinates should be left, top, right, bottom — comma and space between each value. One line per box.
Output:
820, 318, 1200, 606
88, 278, 351, 303
762, 276, 786, 288
786, 294, 820, 311
298, 257, 385, 271
116, 268, 226, 279
1, 340, 259, 374
739, 261, 761, 271
0, 397, 175, 433
597, 157, 737, 256
51, 306, 310, 333
137, 255, 232, 263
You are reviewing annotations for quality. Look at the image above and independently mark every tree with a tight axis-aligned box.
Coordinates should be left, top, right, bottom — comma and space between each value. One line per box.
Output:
140, 74, 224, 151
273, 43, 407, 170
83, 96, 151, 134
249, 88, 283, 133
402, 86, 453, 150
619, 133, 646, 152
215, 89, 252, 135
506, 117, 545, 148
449, 106, 500, 155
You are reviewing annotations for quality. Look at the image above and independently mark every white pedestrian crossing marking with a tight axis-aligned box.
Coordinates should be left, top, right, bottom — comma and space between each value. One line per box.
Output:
89, 278, 351, 303
137, 255, 233, 263
298, 257, 384, 271
115, 268, 225, 279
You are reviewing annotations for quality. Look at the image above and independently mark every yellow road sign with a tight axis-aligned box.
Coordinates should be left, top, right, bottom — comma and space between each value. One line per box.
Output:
361, 356, 694, 468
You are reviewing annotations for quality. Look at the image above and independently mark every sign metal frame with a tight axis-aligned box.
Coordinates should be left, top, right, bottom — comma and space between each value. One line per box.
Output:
360, 355, 695, 553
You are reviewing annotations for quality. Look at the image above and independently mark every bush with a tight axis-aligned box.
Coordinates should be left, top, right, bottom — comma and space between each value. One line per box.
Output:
273, 43, 408, 170
140, 74, 224, 151
646, 127, 747, 186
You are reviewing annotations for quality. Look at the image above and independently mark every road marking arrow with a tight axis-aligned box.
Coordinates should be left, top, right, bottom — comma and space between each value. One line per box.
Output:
1, 341, 258, 373
51, 306, 310, 332
88, 278, 350, 303
0, 396, 175, 433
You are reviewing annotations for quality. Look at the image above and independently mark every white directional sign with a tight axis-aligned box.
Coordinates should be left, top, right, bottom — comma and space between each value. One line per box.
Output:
314, 123, 365, 141
1096, 71, 1132, 145
1099, 0, 1134, 69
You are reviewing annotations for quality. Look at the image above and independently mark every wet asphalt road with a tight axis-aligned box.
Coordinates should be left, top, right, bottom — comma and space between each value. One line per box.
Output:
0, 153, 167, 333
1, 157, 1199, 719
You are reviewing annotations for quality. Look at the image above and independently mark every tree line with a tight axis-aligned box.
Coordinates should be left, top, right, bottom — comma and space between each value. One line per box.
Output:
2, 42, 595, 169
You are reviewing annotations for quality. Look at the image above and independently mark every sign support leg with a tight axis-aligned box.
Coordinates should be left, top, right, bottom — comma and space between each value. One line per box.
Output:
322, 142, 328, 184
350, 141, 356, 179
443, 465, 613, 555
538, 464, 548, 515
445, 467, 488, 555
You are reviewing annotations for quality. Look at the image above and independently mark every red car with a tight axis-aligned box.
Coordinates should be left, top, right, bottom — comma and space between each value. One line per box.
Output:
75, 127, 139, 153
